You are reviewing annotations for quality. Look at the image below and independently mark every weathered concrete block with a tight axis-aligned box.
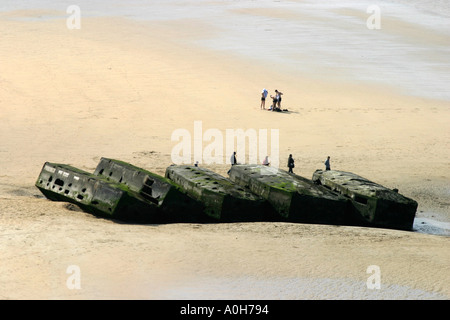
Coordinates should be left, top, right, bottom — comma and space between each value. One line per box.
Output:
165, 165, 273, 222
228, 165, 352, 225
94, 158, 205, 222
35, 162, 161, 223
312, 169, 418, 230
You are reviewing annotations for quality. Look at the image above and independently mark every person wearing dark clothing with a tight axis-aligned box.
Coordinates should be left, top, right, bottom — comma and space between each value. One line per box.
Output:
287, 154, 295, 173
324, 156, 331, 171
231, 152, 237, 165
227, 152, 237, 175
275, 89, 283, 109
261, 88, 268, 109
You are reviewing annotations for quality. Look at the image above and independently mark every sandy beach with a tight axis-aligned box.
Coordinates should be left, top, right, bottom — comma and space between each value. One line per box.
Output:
0, 1, 449, 300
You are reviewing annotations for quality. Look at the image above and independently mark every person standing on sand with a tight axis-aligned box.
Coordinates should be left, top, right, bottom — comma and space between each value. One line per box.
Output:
324, 156, 331, 171
261, 88, 268, 109
275, 89, 283, 109
288, 154, 295, 173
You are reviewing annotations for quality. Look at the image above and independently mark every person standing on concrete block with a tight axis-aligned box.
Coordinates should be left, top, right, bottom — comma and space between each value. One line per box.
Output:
325, 156, 331, 171
227, 151, 237, 175
262, 156, 270, 166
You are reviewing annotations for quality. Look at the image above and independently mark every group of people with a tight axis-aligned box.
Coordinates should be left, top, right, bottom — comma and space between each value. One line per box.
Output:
261, 88, 284, 111
228, 152, 332, 174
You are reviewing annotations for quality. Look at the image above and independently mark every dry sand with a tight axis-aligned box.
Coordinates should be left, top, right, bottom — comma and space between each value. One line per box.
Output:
0, 8, 449, 300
